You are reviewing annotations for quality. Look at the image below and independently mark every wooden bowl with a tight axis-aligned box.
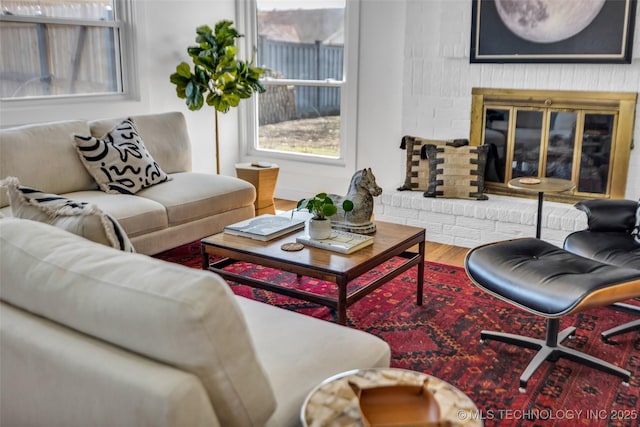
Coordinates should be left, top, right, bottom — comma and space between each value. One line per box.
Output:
349, 378, 446, 427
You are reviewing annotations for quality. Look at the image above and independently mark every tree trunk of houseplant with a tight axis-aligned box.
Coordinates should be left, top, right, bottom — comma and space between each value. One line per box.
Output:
214, 110, 220, 174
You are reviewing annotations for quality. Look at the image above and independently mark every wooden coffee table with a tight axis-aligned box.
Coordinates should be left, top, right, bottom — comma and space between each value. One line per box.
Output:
201, 221, 425, 325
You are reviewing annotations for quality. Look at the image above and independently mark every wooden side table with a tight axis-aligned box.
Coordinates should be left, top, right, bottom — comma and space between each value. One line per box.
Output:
235, 163, 279, 215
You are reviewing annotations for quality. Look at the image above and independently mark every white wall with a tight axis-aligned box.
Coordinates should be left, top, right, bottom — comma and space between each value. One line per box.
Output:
398, 0, 640, 200
355, 0, 406, 191
259, 0, 407, 201
140, 0, 239, 176
0, 0, 239, 176
0, 0, 408, 196
1, 0, 637, 200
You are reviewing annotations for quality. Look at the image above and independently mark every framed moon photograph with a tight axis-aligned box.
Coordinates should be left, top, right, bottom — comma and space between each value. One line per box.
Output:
470, 0, 637, 63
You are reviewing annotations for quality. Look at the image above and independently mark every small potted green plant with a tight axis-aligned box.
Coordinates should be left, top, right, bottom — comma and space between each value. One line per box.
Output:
297, 193, 353, 239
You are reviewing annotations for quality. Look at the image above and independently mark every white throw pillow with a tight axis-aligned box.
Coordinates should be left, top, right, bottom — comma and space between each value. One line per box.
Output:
0, 176, 134, 252
74, 118, 171, 194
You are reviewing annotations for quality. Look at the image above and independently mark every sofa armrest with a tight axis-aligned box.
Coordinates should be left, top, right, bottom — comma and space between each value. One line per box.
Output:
0, 217, 277, 427
1, 302, 220, 427
574, 199, 637, 232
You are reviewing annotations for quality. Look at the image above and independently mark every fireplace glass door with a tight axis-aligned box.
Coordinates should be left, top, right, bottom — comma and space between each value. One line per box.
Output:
482, 106, 616, 197
471, 88, 636, 201
545, 112, 576, 181
512, 110, 543, 178
578, 114, 614, 194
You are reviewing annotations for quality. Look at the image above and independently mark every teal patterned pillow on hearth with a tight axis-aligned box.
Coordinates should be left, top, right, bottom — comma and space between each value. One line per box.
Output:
74, 118, 171, 195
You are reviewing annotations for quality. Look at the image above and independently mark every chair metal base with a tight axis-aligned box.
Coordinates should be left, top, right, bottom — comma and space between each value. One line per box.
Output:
602, 319, 640, 341
480, 318, 631, 390
602, 303, 640, 342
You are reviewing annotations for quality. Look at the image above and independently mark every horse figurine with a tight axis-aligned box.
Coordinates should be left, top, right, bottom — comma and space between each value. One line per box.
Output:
329, 168, 382, 234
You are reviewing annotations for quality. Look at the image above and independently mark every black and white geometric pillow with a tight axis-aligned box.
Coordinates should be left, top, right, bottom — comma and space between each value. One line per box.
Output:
0, 176, 135, 252
74, 118, 171, 195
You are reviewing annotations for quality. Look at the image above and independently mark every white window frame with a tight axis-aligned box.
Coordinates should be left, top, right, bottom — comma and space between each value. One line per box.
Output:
236, 0, 359, 170
0, 0, 138, 106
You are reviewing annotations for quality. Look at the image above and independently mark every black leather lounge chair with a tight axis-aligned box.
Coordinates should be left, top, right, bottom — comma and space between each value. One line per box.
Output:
564, 199, 640, 341
465, 238, 640, 391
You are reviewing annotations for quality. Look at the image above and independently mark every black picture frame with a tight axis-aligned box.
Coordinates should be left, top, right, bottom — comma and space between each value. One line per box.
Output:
470, 0, 637, 63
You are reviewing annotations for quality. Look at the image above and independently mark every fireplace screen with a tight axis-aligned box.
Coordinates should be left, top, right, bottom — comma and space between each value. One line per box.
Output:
471, 88, 636, 201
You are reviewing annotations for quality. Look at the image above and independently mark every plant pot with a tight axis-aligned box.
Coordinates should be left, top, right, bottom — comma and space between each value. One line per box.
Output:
308, 217, 332, 240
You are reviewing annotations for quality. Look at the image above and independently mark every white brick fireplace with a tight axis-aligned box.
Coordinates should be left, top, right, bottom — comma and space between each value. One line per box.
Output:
400, 1, 640, 201
372, 0, 638, 249
374, 190, 587, 249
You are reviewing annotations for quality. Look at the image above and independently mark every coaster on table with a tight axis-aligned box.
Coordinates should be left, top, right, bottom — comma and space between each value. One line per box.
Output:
281, 242, 304, 252
519, 178, 541, 185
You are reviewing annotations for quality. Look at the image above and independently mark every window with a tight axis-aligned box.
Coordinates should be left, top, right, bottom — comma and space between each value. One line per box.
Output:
0, 0, 133, 100
238, 0, 357, 164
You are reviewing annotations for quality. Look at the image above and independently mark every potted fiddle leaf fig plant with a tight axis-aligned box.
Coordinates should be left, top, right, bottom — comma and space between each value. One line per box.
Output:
170, 20, 265, 174
297, 193, 353, 239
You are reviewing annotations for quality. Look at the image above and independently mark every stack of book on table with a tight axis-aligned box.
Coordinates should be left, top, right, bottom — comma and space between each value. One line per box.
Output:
296, 230, 374, 254
224, 212, 309, 241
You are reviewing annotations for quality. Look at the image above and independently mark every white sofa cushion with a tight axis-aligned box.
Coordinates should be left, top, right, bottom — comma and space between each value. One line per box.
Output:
236, 297, 391, 427
74, 118, 171, 195
0, 120, 96, 208
0, 177, 134, 252
0, 218, 276, 427
64, 190, 168, 238
137, 172, 256, 226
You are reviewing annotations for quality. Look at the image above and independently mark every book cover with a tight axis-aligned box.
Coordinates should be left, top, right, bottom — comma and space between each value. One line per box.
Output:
296, 230, 374, 254
224, 213, 306, 241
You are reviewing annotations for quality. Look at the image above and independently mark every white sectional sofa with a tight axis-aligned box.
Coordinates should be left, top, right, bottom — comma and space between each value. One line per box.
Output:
0, 112, 255, 255
0, 217, 391, 427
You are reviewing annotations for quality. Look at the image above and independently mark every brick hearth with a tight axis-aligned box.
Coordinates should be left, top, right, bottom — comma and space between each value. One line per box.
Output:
374, 190, 587, 249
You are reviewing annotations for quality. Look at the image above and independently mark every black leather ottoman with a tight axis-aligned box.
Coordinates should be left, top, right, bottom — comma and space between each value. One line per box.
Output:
465, 238, 640, 391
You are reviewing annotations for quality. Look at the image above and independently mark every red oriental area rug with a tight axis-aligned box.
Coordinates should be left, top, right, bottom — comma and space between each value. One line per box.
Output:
155, 242, 640, 427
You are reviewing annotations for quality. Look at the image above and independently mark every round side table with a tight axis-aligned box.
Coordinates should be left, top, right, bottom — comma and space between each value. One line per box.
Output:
508, 177, 575, 239
235, 163, 279, 215
301, 367, 482, 426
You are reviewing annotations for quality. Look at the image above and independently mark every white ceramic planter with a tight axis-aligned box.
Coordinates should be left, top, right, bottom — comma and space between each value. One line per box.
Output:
308, 218, 332, 240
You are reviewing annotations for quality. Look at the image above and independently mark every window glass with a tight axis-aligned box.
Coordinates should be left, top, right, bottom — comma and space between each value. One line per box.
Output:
2, 0, 114, 20
256, 0, 345, 158
1, 1, 123, 99
259, 86, 340, 156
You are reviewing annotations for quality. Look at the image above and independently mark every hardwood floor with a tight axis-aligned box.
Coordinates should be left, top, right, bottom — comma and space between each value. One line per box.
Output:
422, 241, 468, 268
275, 199, 468, 268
